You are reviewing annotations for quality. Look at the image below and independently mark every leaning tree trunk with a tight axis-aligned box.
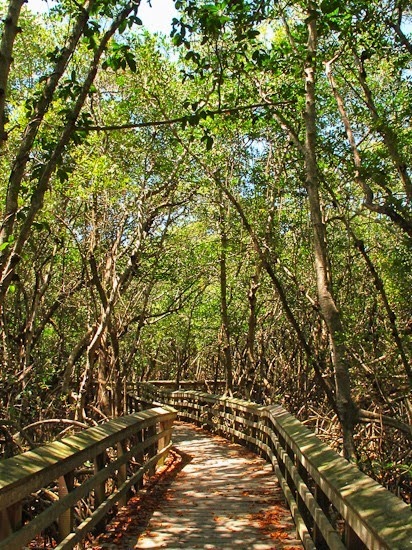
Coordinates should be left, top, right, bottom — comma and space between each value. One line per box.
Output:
218, 190, 233, 395
0, 0, 25, 147
0, 0, 139, 302
303, 1, 357, 459
243, 262, 261, 398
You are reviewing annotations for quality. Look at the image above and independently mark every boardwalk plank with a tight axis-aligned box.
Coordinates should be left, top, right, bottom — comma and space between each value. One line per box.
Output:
95, 423, 303, 549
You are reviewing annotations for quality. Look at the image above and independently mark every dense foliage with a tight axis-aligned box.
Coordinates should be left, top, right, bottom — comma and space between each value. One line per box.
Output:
0, 0, 411, 498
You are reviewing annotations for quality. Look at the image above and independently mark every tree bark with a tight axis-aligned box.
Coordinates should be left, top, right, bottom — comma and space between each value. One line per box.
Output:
325, 57, 412, 239
0, 0, 95, 251
353, 50, 412, 203
217, 180, 337, 411
0, 0, 25, 147
304, 2, 357, 459
0, 0, 139, 301
218, 190, 233, 394
246, 263, 260, 376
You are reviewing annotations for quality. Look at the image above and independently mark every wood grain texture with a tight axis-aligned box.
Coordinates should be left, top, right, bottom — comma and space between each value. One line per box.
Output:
99, 423, 303, 549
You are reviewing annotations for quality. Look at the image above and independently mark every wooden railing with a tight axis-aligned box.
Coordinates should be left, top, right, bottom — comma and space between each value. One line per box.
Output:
136, 384, 412, 550
131, 379, 226, 392
0, 405, 176, 550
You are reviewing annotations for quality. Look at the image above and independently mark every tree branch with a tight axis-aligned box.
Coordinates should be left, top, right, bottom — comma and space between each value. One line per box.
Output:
77, 102, 291, 131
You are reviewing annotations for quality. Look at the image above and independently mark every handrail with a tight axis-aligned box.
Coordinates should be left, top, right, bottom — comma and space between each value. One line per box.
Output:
136, 384, 412, 550
127, 379, 226, 392
0, 406, 176, 550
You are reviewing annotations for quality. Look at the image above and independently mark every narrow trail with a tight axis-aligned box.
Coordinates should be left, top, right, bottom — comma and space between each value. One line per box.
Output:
94, 422, 303, 549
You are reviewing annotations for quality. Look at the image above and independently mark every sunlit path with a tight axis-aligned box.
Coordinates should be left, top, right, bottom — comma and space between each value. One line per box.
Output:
96, 423, 303, 549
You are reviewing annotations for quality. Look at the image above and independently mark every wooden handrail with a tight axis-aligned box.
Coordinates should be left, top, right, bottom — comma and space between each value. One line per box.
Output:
0, 406, 176, 550
127, 379, 226, 392
136, 384, 412, 550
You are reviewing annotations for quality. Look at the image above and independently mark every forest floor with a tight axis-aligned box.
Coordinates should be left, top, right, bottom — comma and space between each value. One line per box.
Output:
90, 422, 303, 549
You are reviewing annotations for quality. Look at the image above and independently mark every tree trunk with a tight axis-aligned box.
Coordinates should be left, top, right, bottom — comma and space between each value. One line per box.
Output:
325, 57, 412, 240
0, 0, 137, 301
0, 0, 25, 146
303, 2, 357, 459
353, 50, 412, 203
0, 0, 95, 251
218, 190, 233, 394
244, 262, 261, 396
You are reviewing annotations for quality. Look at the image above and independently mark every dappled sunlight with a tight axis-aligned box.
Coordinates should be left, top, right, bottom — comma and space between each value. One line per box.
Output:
93, 423, 302, 549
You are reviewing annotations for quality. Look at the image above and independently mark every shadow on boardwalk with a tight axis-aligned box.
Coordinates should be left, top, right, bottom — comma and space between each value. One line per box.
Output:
93, 423, 303, 549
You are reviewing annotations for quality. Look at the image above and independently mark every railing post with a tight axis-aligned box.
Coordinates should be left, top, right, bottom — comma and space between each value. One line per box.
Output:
58, 471, 74, 541
295, 462, 315, 542
253, 411, 260, 458
313, 484, 329, 549
134, 428, 144, 490
157, 419, 172, 467
0, 502, 22, 542
93, 451, 106, 531
147, 424, 157, 476
344, 523, 366, 549
256, 410, 266, 460
117, 440, 128, 507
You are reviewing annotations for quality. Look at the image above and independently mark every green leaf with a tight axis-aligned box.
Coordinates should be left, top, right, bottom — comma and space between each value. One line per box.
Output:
320, 0, 340, 14
126, 54, 137, 72
118, 19, 128, 34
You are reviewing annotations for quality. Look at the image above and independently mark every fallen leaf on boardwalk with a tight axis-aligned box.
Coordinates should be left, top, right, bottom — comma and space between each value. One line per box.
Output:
82, 425, 303, 550
269, 530, 290, 539
248, 506, 293, 541
86, 450, 185, 548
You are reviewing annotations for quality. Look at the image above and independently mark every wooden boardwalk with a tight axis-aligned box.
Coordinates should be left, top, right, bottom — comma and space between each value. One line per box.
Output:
94, 423, 303, 549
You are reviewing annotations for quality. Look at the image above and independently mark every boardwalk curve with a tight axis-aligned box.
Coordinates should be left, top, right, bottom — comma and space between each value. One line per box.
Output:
96, 423, 303, 549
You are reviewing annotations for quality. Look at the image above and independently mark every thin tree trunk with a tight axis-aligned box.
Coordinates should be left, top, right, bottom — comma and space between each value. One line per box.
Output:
0, 0, 25, 146
218, 190, 233, 394
245, 263, 260, 384
388, 19, 412, 55
0, 0, 95, 250
325, 57, 412, 239
304, 2, 357, 459
353, 50, 412, 202
0, 0, 139, 300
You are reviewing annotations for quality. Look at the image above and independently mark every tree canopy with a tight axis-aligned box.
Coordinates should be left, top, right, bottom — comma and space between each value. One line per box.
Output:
0, 0, 411, 499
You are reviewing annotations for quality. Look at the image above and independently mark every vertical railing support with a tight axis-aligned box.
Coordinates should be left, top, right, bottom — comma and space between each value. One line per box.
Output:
58, 471, 74, 541
296, 463, 315, 540
313, 484, 330, 548
344, 523, 367, 550
157, 419, 172, 467
117, 441, 128, 507
93, 452, 106, 531
0, 502, 22, 542
147, 424, 157, 477
134, 428, 144, 491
